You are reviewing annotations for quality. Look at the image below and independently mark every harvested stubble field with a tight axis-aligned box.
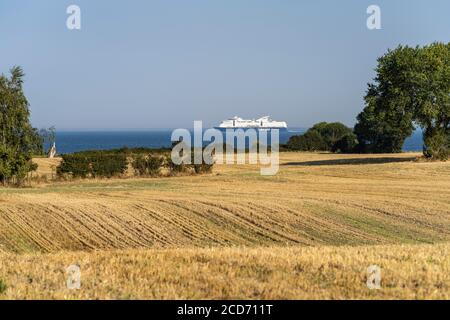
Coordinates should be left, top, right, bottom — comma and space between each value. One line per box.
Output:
0, 152, 449, 299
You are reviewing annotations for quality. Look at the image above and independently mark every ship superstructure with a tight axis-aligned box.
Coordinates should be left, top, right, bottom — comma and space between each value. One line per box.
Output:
217, 116, 287, 129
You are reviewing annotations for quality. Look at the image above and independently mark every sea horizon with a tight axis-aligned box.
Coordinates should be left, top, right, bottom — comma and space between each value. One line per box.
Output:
48, 128, 425, 154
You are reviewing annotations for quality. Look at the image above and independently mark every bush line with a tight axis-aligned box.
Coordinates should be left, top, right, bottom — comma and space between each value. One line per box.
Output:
57, 149, 213, 179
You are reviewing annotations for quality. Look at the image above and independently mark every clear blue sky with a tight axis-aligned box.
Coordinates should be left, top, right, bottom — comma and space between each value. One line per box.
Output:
0, 0, 449, 129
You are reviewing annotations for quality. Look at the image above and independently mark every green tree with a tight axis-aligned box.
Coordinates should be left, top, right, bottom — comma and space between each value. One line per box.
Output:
0, 66, 42, 185
355, 43, 449, 159
287, 129, 327, 151
311, 122, 355, 150
412, 43, 450, 160
332, 132, 358, 153
287, 122, 355, 152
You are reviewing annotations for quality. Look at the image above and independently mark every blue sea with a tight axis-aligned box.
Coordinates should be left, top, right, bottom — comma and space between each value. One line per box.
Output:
51, 129, 424, 154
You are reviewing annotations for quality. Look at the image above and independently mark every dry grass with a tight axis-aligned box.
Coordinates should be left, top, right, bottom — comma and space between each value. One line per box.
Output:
0, 243, 449, 299
0, 152, 448, 253
0, 152, 449, 299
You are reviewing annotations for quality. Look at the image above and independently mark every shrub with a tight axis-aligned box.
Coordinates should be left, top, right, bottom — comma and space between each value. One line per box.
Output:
91, 154, 128, 178
132, 154, 165, 176
164, 151, 215, 176
57, 154, 91, 178
74, 147, 170, 156
57, 153, 127, 178
132, 154, 147, 176
192, 163, 214, 174
57, 146, 214, 180
189, 147, 215, 174
146, 155, 165, 175
165, 154, 187, 175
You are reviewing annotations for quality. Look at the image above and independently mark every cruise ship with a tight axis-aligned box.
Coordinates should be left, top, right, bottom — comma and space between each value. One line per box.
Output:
217, 116, 287, 129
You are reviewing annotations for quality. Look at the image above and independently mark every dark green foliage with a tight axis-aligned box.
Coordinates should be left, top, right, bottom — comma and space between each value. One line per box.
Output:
57, 154, 90, 178
192, 163, 214, 174
287, 122, 355, 152
167, 140, 189, 175
57, 146, 214, 179
73, 147, 170, 156
287, 130, 327, 151
423, 127, 449, 161
0, 145, 36, 184
132, 154, 164, 176
310, 122, 354, 150
191, 152, 214, 174
164, 153, 187, 175
57, 153, 127, 178
332, 133, 358, 153
354, 46, 416, 153
354, 97, 413, 153
355, 43, 449, 159
190, 146, 215, 174
146, 155, 165, 175
90, 154, 128, 178
165, 142, 215, 175
412, 43, 450, 159
132, 154, 147, 176
0, 66, 43, 185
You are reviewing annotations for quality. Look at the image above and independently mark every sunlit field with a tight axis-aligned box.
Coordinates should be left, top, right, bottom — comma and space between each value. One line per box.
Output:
1, 244, 449, 299
0, 152, 449, 299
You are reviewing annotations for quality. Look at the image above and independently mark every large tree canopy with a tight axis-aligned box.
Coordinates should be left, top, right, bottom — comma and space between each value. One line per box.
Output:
287, 122, 356, 153
355, 43, 450, 159
0, 66, 42, 185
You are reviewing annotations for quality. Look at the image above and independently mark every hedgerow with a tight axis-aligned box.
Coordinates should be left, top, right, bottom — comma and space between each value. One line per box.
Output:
57, 153, 127, 178
57, 146, 214, 179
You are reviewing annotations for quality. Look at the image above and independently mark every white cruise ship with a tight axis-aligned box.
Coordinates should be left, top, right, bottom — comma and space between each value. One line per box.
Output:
217, 116, 287, 129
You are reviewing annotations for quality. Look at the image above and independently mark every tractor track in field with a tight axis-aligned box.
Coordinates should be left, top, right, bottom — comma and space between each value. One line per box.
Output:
0, 152, 449, 253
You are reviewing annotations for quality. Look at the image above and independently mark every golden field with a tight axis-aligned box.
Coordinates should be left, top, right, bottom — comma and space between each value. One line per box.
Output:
0, 244, 449, 299
0, 152, 449, 299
